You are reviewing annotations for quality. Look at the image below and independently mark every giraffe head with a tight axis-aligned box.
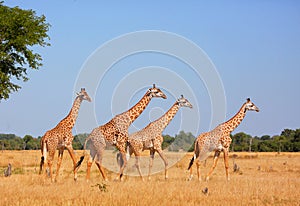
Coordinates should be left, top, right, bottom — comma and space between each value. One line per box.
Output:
177, 95, 193, 108
76, 88, 92, 102
147, 84, 167, 99
244, 98, 259, 112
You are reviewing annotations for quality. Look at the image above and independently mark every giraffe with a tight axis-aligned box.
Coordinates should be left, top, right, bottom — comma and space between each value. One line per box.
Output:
126, 95, 193, 181
76, 84, 167, 181
39, 88, 91, 182
188, 98, 259, 181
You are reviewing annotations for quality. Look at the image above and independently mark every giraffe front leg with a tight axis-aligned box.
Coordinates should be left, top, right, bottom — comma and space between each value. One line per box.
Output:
114, 140, 128, 181
156, 149, 168, 180
54, 149, 64, 182
115, 151, 127, 181
223, 149, 230, 181
135, 155, 144, 181
206, 150, 220, 181
65, 145, 79, 181
148, 150, 155, 180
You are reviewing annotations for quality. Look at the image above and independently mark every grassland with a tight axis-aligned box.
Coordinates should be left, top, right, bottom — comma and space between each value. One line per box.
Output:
0, 150, 299, 206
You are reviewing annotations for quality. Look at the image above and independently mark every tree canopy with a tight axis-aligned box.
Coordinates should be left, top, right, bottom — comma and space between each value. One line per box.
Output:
1, 129, 300, 152
0, 2, 50, 100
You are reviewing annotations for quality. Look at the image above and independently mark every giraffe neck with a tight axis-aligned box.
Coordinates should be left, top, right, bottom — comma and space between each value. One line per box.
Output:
61, 96, 82, 129
127, 93, 151, 123
222, 103, 247, 134
154, 102, 180, 131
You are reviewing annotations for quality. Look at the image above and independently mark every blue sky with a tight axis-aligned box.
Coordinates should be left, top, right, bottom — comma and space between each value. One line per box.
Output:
1, 0, 300, 138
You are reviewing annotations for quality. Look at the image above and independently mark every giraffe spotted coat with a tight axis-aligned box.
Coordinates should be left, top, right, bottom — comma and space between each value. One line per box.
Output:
188, 98, 259, 181
39, 88, 91, 182
77, 84, 167, 181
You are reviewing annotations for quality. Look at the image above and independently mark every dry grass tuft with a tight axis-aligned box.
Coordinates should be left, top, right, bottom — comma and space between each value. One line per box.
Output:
0, 150, 299, 205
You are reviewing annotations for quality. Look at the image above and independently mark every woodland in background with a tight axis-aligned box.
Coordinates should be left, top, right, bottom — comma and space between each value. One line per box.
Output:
0, 128, 299, 152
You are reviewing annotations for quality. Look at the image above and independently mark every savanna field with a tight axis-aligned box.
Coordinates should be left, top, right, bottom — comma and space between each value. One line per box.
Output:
0, 150, 299, 206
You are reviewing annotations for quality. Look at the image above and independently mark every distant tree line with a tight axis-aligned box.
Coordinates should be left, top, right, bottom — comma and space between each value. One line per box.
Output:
0, 128, 299, 152
230, 128, 300, 152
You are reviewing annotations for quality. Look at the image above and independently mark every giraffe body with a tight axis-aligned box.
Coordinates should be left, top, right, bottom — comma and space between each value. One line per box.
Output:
188, 98, 259, 181
77, 84, 167, 181
39, 88, 91, 182
127, 95, 193, 180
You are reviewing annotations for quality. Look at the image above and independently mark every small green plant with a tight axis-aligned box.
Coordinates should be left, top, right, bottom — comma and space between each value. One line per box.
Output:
92, 182, 109, 192
13, 168, 25, 175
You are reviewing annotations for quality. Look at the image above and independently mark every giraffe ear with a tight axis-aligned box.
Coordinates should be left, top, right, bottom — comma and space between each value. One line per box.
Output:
247, 98, 250, 102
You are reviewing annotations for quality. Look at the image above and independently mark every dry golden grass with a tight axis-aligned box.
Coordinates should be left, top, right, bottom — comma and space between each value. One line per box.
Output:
0, 150, 300, 206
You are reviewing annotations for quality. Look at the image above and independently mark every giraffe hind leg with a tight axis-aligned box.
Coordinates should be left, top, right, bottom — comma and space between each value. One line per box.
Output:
188, 153, 196, 181
54, 149, 64, 182
206, 150, 220, 181
39, 156, 45, 175
94, 149, 108, 181
39, 139, 48, 175
47, 150, 55, 182
86, 147, 97, 181
223, 149, 230, 181
196, 160, 201, 181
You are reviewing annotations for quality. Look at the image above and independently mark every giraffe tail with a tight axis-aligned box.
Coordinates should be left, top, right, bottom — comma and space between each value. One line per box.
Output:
39, 137, 47, 174
75, 135, 90, 169
187, 153, 196, 170
188, 140, 199, 170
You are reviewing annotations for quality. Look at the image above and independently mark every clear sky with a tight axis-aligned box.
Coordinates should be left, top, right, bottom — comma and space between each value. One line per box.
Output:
1, 0, 300, 138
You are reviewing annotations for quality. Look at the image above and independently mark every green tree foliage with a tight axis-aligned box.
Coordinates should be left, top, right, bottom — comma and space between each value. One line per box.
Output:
1, 128, 300, 151
231, 132, 252, 151
0, 134, 39, 150
72, 133, 89, 150
166, 131, 195, 152
0, 2, 50, 100
162, 134, 175, 150
23, 134, 39, 150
